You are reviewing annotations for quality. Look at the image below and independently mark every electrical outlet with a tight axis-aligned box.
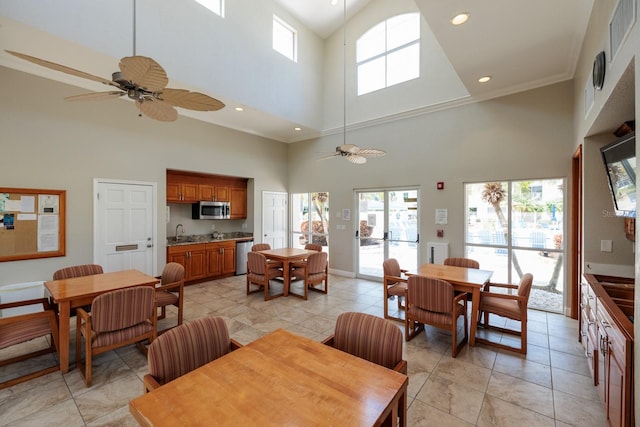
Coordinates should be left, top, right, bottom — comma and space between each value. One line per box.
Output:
242, 223, 247, 229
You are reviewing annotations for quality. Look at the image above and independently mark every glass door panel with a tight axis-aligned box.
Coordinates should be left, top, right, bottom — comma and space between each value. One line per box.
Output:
357, 189, 419, 279
387, 190, 418, 272
357, 192, 385, 277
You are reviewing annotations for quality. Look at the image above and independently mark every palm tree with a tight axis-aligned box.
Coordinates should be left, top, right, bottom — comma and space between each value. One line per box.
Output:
481, 182, 524, 278
311, 192, 328, 245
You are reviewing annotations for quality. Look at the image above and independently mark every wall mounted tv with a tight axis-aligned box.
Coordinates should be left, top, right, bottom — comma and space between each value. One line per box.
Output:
601, 131, 636, 217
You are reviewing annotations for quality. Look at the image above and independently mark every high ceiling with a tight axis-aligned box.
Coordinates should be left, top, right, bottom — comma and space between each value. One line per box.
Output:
0, 0, 595, 142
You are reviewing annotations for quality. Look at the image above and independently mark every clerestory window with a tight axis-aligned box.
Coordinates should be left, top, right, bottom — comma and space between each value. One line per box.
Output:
356, 13, 420, 95
273, 15, 298, 62
193, 0, 224, 17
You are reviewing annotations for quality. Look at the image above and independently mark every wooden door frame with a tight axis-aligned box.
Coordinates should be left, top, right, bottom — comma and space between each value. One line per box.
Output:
570, 145, 582, 319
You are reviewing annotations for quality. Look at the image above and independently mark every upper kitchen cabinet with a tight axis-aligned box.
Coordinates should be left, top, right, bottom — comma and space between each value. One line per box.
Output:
167, 170, 247, 210
230, 188, 247, 219
167, 181, 198, 203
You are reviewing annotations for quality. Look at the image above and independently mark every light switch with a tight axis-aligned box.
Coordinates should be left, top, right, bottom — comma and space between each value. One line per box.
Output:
600, 240, 613, 252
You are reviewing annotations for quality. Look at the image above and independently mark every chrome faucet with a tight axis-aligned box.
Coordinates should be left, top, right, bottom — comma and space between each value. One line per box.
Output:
176, 224, 184, 240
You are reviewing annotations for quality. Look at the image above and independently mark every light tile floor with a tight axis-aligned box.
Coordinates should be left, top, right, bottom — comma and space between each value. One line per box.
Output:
1, 274, 607, 426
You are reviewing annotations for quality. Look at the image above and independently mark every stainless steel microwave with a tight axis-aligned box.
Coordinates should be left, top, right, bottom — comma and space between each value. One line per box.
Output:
192, 201, 230, 219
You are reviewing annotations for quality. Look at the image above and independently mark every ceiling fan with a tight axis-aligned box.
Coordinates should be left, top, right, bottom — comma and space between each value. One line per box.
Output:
320, 0, 386, 164
321, 144, 386, 164
5, 1, 224, 122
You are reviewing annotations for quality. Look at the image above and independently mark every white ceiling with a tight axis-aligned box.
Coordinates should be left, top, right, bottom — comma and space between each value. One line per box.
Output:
0, 0, 596, 142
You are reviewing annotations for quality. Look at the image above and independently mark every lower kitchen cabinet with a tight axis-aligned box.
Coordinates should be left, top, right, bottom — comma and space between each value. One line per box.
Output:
167, 244, 206, 282
206, 241, 236, 276
168, 241, 236, 283
581, 274, 634, 427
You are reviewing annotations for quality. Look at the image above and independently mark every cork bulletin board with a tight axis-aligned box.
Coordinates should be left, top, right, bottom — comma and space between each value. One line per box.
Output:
0, 188, 66, 262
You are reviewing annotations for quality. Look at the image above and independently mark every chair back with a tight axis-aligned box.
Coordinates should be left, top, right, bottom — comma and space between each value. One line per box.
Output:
91, 287, 155, 333
304, 243, 322, 252
408, 276, 454, 314
333, 312, 403, 371
306, 252, 328, 275
161, 262, 185, 284
53, 264, 103, 280
444, 257, 479, 269
382, 258, 402, 277
247, 251, 267, 275
517, 273, 534, 305
148, 317, 231, 386
251, 243, 271, 252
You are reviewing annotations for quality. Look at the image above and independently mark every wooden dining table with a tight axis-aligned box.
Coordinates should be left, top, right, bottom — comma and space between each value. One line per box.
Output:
257, 247, 318, 296
44, 269, 159, 373
129, 328, 408, 426
413, 263, 493, 346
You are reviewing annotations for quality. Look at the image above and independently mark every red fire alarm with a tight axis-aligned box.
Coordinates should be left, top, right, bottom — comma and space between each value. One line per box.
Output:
437, 182, 444, 190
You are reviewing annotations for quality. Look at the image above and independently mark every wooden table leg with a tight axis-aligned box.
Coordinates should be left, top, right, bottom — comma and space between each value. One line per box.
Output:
282, 260, 290, 297
398, 387, 407, 427
469, 287, 480, 346
58, 301, 71, 373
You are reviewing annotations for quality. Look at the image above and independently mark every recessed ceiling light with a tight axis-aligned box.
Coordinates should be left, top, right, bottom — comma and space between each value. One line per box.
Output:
235, 107, 244, 112
331, 0, 338, 5
478, 76, 491, 83
294, 127, 302, 131
451, 13, 469, 26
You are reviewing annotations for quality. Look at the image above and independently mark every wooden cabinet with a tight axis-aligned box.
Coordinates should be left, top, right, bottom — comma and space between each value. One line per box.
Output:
167, 182, 198, 203
205, 241, 236, 276
167, 170, 246, 206
169, 241, 236, 283
167, 244, 206, 281
230, 187, 247, 219
581, 274, 634, 427
198, 184, 229, 202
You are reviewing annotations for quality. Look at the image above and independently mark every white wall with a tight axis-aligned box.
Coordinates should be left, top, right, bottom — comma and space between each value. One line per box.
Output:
0, 66, 288, 285
290, 81, 576, 276
1, 0, 326, 130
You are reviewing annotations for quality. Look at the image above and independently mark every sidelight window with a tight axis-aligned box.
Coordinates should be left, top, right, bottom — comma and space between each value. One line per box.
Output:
464, 179, 566, 313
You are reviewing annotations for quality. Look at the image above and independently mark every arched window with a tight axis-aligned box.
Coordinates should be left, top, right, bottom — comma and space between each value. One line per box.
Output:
356, 13, 420, 95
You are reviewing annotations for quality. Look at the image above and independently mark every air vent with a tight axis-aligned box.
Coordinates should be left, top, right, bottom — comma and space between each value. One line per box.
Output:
609, 0, 636, 61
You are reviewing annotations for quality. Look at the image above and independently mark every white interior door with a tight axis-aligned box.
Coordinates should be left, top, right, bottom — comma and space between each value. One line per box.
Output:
94, 179, 157, 275
262, 191, 288, 248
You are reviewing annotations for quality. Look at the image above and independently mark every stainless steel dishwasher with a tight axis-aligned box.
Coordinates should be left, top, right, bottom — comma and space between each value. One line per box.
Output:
235, 240, 253, 275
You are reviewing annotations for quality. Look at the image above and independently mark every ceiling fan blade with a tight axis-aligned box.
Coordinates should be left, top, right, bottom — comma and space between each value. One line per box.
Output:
318, 154, 338, 161
137, 98, 178, 122
346, 155, 367, 164
5, 50, 118, 87
339, 144, 360, 154
159, 89, 225, 111
65, 91, 125, 102
119, 56, 168, 92
356, 148, 386, 158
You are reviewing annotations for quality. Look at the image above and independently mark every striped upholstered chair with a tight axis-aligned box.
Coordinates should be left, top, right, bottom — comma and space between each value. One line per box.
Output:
304, 243, 323, 252
289, 251, 328, 300
322, 312, 406, 374
76, 286, 157, 387
144, 316, 242, 392
53, 264, 104, 314
382, 258, 410, 322
251, 243, 283, 269
0, 298, 60, 390
155, 262, 185, 334
443, 257, 480, 269
53, 264, 104, 280
405, 275, 468, 357
246, 251, 284, 300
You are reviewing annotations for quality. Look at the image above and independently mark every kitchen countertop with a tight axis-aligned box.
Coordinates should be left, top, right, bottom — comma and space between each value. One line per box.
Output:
167, 232, 253, 246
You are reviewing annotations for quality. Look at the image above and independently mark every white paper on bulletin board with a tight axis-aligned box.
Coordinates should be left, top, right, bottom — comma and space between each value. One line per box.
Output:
435, 209, 448, 225
37, 214, 59, 252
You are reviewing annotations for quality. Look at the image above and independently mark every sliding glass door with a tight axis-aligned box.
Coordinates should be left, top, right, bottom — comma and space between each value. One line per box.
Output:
356, 189, 419, 279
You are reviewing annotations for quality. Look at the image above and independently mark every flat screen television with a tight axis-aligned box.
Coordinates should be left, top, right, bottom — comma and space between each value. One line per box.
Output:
601, 131, 636, 217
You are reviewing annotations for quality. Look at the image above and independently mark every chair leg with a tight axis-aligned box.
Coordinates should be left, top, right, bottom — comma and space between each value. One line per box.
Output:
84, 327, 92, 387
